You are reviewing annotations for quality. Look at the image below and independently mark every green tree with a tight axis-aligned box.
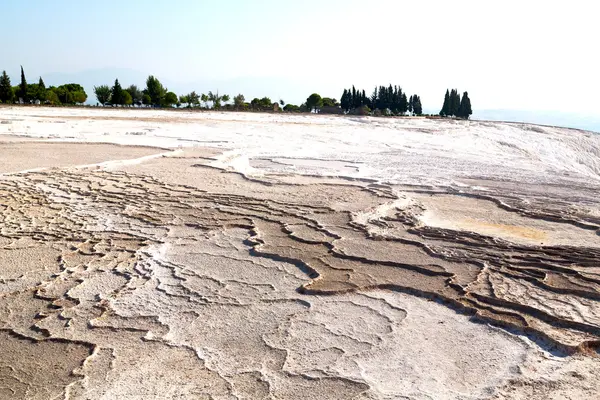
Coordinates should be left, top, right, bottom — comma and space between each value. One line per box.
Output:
46, 89, 59, 105
122, 89, 133, 106
142, 93, 152, 107
440, 89, 450, 116
164, 91, 178, 107
0, 71, 13, 103
200, 93, 209, 108
322, 97, 337, 107
73, 91, 87, 104
259, 97, 272, 109
340, 89, 350, 111
126, 84, 143, 106
27, 83, 39, 102
187, 91, 200, 107
144, 75, 166, 106
54, 84, 86, 104
111, 79, 125, 105
233, 94, 245, 109
279, 99, 285, 106
19, 66, 28, 102
94, 85, 111, 105
283, 104, 300, 112
455, 90, 461, 116
207, 91, 229, 109
306, 93, 323, 112
413, 95, 423, 115
457, 91, 472, 119
450, 89, 460, 117
37, 77, 46, 102
179, 94, 189, 107
400, 93, 408, 114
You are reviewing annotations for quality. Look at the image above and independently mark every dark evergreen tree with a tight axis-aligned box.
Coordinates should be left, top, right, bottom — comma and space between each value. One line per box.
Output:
111, 79, 125, 105
448, 89, 456, 116
19, 66, 28, 102
400, 93, 408, 114
408, 95, 414, 114
37, 77, 46, 102
413, 95, 423, 115
351, 86, 357, 108
0, 71, 13, 103
361, 90, 367, 107
340, 89, 350, 111
391, 86, 399, 114
370, 87, 377, 109
451, 89, 461, 117
458, 91, 472, 119
440, 89, 450, 116
376, 86, 382, 110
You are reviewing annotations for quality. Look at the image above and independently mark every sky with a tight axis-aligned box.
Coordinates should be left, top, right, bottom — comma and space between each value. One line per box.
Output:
2, 0, 599, 130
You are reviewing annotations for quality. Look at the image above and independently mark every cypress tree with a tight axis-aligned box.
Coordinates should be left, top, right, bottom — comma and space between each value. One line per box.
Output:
458, 92, 472, 119
378, 85, 385, 110
408, 95, 414, 114
341, 89, 349, 111
452, 89, 461, 117
19, 66, 28, 102
0, 71, 13, 103
111, 79, 124, 105
37, 77, 46, 102
361, 89, 366, 107
448, 89, 458, 117
440, 89, 450, 116
351, 86, 357, 108
400, 93, 408, 115
370, 87, 377, 109
413, 95, 423, 115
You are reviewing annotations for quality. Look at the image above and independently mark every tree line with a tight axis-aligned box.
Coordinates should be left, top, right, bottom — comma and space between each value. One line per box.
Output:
340, 85, 423, 115
0, 66, 87, 105
95, 76, 289, 112
1, 66, 473, 119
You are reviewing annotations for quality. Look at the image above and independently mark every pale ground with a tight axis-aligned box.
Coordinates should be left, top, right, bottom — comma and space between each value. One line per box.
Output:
0, 107, 599, 399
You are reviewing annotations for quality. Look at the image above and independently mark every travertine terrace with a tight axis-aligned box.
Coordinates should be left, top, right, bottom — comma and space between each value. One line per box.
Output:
0, 107, 599, 399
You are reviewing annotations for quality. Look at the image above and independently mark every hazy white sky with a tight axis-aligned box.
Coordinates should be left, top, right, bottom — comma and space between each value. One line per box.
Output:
3, 0, 599, 114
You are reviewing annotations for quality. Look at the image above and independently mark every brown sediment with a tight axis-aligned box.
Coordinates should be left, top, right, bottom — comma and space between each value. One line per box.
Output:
0, 141, 165, 174
0, 143, 599, 398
